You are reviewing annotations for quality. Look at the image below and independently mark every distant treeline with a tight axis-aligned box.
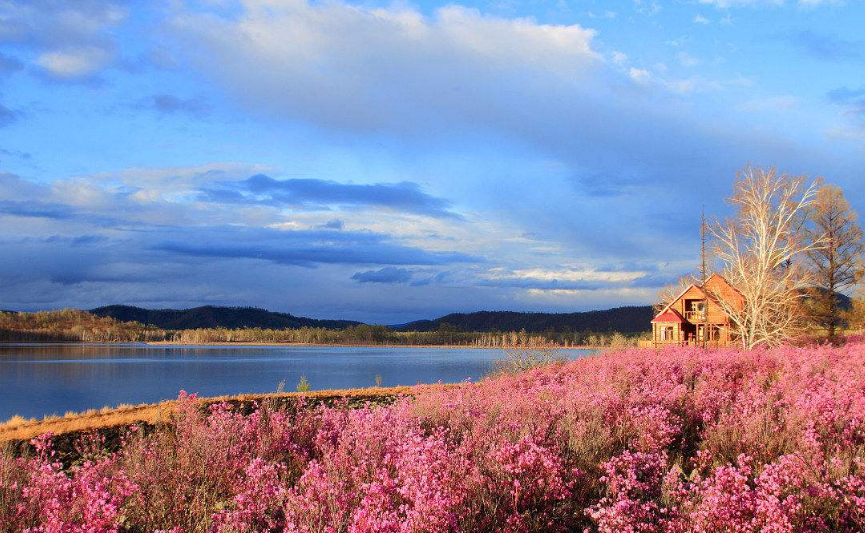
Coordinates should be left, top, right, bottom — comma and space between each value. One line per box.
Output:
167, 324, 645, 347
396, 307, 654, 334
0, 310, 646, 347
0, 309, 165, 343
89, 305, 360, 330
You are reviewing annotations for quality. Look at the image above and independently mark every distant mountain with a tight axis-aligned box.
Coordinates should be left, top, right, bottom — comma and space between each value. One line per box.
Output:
89, 304, 654, 333
90, 305, 361, 330
393, 306, 654, 334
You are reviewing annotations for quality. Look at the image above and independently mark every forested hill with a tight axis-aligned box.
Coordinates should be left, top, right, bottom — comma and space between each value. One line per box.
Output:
87, 304, 654, 333
89, 305, 361, 330
393, 306, 653, 333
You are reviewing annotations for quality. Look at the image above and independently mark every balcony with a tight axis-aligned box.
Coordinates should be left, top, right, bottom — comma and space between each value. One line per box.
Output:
649, 338, 726, 348
685, 311, 706, 322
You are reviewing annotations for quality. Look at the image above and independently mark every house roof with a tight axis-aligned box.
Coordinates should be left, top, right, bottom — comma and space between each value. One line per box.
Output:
703, 273, 744, 298
651, 308, 686, 323
656, 283, 702, 317
653, 273, 743, 322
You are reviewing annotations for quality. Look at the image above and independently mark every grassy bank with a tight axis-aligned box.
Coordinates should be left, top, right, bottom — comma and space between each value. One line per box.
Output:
0, 386, 427, 450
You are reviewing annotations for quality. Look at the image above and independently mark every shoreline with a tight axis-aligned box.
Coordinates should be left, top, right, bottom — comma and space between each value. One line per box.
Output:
0, 385, 444, 445
0, 340, 610, 349
144, 341, 607, 349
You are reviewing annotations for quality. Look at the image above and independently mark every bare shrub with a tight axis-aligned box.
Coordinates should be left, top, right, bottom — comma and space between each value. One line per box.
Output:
491, 348, 566, 375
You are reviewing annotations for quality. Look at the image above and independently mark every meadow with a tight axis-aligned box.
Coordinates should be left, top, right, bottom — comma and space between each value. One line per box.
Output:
2, 342, 864, 532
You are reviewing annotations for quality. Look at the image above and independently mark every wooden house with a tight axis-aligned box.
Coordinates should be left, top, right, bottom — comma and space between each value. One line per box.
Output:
650, 273, 744, 347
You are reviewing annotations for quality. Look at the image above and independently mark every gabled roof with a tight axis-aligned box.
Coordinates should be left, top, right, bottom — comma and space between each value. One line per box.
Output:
656, 283, 703, 317
651, 308, 686, 323
703, 273, 744, 299
652, 272, 742, 322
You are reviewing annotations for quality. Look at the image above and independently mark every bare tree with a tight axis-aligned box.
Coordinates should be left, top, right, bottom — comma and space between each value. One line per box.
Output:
709, 166, 821, 349
803, 184, 865, 338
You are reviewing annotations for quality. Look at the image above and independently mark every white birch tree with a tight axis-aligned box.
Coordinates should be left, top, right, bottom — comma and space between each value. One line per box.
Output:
708, 166, 821, 349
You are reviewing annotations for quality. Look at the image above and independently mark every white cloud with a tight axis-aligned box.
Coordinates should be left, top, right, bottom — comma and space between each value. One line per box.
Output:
526, 287, 654, 298
0, 0, 126, 80
693, 14, 710, 24
161, 0, 845, 270
36, 46, 113, 79
698, 0, 834, 7
611, 51, 628, 65
587, 10, 618, 19
677, 51, 700, 67
629, 67, 650, 83
86, 162, 269, 191
699, 0, 781, 7
798, 0, 842, 5
491, 268, 647, 283
170, 1, 600, 132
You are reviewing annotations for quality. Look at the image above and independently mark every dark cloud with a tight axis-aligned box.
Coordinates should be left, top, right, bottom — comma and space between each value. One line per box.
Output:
319, 219, 344, 230
0, 199, 130, 227
0, 103, 18, 127
0, 199, 78, 220
571, 172, 645, 197
142, 94, 208, 116
787, 31, 862, 62
44, 234, 110, 246
0, 52, 22, 75
0, 147, 31, 159
50, 271, 156, 286
200, 175, 460, 219
152, 227, 479, 267
352, 267, 413, 284
409, 270, 452, 287
827, 86, 865, 116
828, 87, 865, 102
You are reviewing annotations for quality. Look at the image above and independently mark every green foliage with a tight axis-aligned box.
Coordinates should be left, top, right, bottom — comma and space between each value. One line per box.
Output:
296, 375, 310, 393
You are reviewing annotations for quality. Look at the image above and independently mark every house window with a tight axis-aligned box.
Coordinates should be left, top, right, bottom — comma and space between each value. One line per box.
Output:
708, 325, 719, 341
660, 326, 674, 341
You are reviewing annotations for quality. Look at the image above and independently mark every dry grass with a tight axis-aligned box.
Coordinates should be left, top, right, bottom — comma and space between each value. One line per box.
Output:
0, 385, 431, 444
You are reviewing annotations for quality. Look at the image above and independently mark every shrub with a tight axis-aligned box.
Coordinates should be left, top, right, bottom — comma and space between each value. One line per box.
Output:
491, 348, 566, 375
1, 343, 864, 532
295, 376, 310, 393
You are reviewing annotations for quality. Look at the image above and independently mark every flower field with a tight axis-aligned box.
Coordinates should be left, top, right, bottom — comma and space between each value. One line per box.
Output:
2, 343, 865, 532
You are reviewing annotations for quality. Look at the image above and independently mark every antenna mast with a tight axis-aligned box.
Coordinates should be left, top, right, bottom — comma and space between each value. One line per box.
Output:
700, 205, 708, 284
700, 205, 709, 347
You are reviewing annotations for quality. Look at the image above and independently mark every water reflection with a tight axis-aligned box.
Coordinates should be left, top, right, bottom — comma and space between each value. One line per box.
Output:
0, 344, 595, 421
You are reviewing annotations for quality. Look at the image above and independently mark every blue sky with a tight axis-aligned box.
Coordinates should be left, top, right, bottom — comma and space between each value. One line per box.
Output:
0, 0, 863, 323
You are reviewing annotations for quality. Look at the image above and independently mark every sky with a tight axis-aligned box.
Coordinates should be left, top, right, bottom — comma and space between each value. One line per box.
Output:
0, 0, 863, 324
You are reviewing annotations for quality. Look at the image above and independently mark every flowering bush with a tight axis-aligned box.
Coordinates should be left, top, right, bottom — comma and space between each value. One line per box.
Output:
2, 343, 865, 532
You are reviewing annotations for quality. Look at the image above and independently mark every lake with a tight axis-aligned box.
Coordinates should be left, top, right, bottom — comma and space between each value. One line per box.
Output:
0, 344, 597, 421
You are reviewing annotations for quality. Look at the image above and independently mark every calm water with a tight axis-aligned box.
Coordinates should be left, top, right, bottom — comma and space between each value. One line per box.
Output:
0, 344, 596, 421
